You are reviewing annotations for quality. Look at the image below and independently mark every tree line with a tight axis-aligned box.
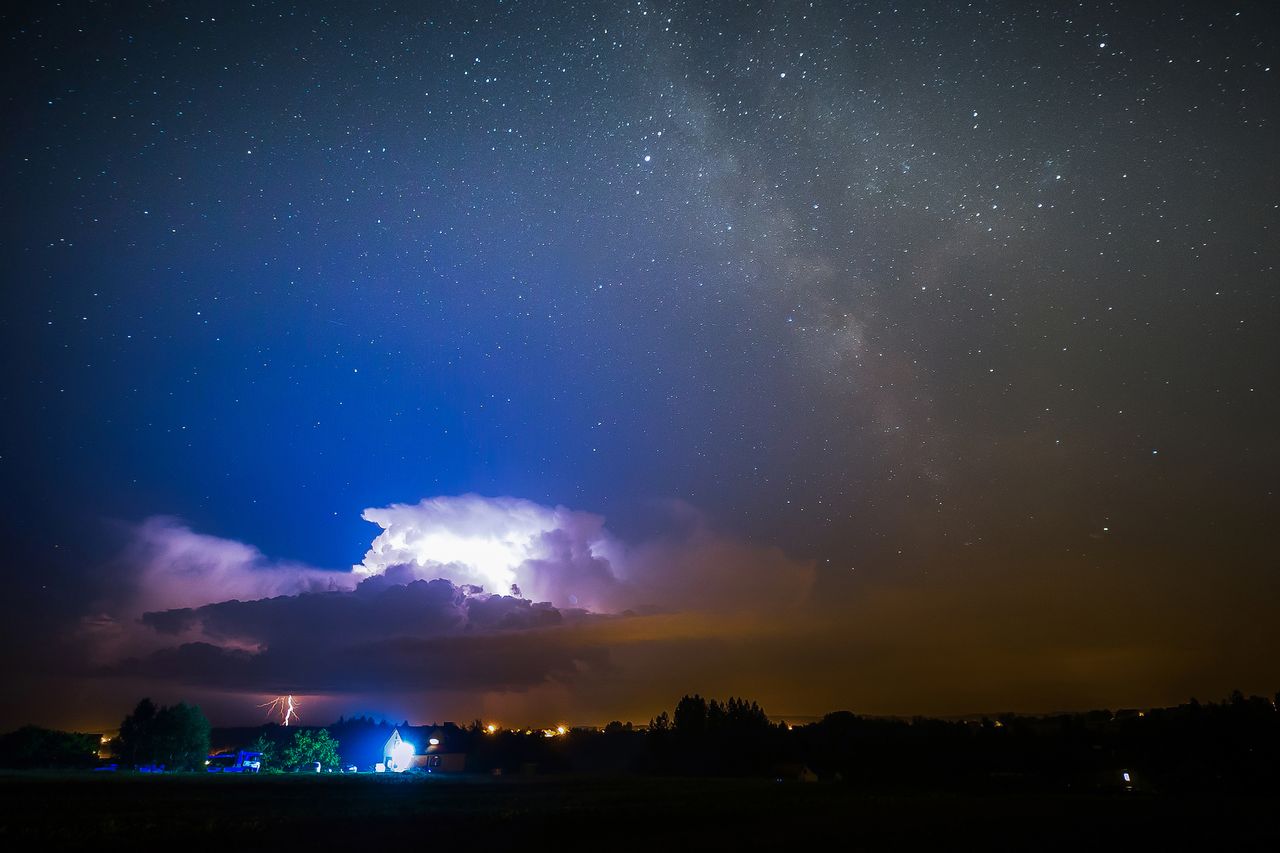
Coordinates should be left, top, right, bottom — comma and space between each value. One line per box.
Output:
3, 689, 1279, 791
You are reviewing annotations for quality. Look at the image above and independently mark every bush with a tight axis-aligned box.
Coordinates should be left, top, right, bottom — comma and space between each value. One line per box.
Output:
0, 726, 98, 768
282, 729, 342, 771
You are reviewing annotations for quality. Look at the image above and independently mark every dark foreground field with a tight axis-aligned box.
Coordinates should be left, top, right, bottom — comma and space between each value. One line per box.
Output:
1, 772, 1277, 850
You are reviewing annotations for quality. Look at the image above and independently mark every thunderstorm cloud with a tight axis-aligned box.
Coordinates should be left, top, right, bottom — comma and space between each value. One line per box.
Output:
92, 495, 815, 697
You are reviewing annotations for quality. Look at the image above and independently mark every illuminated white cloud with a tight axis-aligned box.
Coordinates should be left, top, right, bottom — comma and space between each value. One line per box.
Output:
355, 495, 624, 610
354, 495, 815, 614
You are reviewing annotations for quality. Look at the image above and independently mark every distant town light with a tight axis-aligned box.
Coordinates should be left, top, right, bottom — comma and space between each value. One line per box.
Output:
486, 724, 497, 734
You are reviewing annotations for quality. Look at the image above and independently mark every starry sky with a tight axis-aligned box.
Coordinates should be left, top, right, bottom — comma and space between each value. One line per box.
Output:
1, 1, 1277, 730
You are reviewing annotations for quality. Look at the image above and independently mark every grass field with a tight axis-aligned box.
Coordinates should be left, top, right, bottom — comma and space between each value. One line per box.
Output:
2, 772, 1277, 850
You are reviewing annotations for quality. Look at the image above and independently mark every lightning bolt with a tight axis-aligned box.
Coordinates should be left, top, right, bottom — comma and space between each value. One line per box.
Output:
259, 695, 300, 726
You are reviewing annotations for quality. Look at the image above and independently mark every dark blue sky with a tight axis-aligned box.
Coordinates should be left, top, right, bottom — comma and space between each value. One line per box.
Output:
2, 1, 1277, 727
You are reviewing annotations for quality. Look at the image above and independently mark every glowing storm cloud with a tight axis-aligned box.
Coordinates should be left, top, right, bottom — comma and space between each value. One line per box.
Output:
353, 495, 621, 608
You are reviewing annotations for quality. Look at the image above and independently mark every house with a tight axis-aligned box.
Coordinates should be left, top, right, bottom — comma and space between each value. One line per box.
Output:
380, 727, 466, 773
381, 728, 417, 773
410, 727, 467, 773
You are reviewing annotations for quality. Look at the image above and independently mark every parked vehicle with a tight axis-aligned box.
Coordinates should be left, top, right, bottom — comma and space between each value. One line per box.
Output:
206, 750, 263, 773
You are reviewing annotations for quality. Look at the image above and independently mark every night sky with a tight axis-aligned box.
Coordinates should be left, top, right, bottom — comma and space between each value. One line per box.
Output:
2, 1, 1277, 731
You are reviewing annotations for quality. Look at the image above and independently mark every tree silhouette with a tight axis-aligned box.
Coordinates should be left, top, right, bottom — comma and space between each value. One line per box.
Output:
249, 734, 279, 772
674, 695, 708, 736
0, 727, 97, 768
115, 699, 209, 770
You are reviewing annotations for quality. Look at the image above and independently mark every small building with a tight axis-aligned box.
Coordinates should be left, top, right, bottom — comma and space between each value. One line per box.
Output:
380, 727, 467, 773
382, 728, 416, 773
411, 727, 467, 773
412, 752, 466, 773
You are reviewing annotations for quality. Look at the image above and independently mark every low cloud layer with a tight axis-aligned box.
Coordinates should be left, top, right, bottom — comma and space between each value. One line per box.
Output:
90, 495, 815, 700
124, 576, 604, 693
